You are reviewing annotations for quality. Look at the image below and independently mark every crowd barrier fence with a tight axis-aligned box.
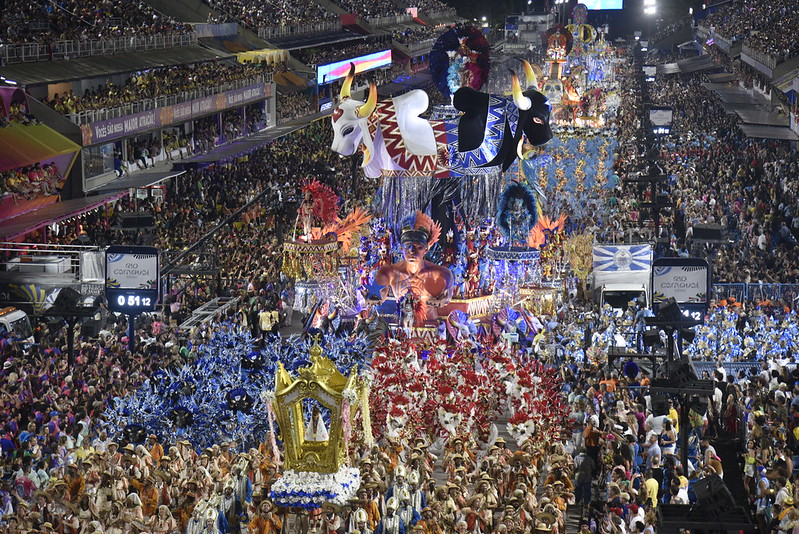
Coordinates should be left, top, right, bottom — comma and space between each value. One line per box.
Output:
1, 33, 197, 65
713, 283, 799, 305
366, 14, 413, 28
742, 43, 778, 70
258, 21, 341, 39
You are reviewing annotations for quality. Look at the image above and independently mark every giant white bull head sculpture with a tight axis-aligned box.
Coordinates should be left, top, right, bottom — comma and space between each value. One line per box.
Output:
330, 61, 552, 179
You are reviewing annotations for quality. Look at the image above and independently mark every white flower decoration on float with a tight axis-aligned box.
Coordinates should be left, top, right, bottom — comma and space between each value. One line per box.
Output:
270, 466, 361, 508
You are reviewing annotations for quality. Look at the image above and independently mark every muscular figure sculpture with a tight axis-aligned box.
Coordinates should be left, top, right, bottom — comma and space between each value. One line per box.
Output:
370, 211, 454, 324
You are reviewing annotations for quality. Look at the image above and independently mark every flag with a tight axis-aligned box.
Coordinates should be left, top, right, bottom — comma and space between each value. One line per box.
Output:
592, 244, 652, 272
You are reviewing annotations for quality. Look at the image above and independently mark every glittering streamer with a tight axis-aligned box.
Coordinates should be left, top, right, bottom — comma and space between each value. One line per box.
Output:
459, 171, 504, 222
360, 382, 373, 447
381, 175, 434, 232
341, 398, 351, 462
380, 172, 502, 232
267, 400, 281, 465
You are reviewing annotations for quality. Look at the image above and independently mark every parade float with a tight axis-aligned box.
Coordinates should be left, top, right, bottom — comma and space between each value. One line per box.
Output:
320, 18, 620, 340
282, 179, 371, 319
268, 337, 372, 508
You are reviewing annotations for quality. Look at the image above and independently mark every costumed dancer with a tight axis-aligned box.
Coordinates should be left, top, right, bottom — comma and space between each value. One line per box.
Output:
376, 498, 405, 534
397, 489, 421, 531
248, 500, 282, 534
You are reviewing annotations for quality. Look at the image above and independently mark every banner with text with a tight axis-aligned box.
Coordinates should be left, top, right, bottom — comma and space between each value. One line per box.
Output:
81, 83, 270, 145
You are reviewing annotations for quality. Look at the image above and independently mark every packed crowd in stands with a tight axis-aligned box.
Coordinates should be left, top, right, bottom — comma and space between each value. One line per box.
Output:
0, 163, 63, 201
329, 0, 405, 19
702, 0, 799, 62
741, 2, 799, 62
200, 0, 336, 30
649, 16, 691, 45
0, 0, 192, 44
45, 60, 283, 116
397, 0, 451, 14
701, 0, 766, 42
607, 44, 798, 286
276, 92, 316, 125
646, 57, 798, 283
292, 38, 391, 68
391, 25, 443, 46
0, 102, 39, 128
6, 31, 799, 534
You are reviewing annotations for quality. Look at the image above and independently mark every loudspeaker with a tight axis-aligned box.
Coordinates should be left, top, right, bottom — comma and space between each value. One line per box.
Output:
54, 287, 82, 310
657, 298, 682, 323
664, 360, 697, 388
693, 474, 736, 516
80, 320, 100, 339
651, 393, 670, 416
643, 328, 661, 347
119, 212, 155, 229
692, 224, 726, 241
680, 327, 696, 344
688, 395, 708, 416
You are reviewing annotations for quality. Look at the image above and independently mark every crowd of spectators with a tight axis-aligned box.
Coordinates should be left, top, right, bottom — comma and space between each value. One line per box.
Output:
607, 46, 798, 285
201, 0, 337, 30
391, 25, 442, 46
0, 163, 63, 202
399, 0, 452, 14
41, 120, 370, 300
276, 92, 316, 125
330, 0, 405, 19
741, 1, 799, 63
0, 102, 39, 128
0, 0, 192, 45
702, 0, 766, 42
45, 60, 283, 116
6, 32, 799, 534
702, 0, 799, 62
648, 63, 798, 284
649, 16, 691, 44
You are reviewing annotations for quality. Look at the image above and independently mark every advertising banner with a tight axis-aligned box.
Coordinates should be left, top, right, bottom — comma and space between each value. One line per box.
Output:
83, 109, 161, 145
82, 84, 270, 145
652, 263, 709, 304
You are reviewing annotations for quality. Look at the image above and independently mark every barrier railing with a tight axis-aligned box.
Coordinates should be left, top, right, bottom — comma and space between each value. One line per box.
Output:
366, 14, 413, 28
258, 20, 341, 39
691, 361, 796, 378
0, 242, 105, 283
741, 43, 779, 70
426, 9, 458, 20
1, 33, 197, 65
712, 283, 799, 305
406, 38, 435, 53
65, 74, 272, 126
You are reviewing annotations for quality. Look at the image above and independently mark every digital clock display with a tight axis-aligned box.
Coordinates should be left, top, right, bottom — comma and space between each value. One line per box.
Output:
117, 295, 153, 307
105, 245, 160, 314
106, 289, 159, 313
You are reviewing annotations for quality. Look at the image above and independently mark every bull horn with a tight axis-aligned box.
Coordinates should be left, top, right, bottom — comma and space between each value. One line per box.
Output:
519, 59, 538, 88
511, 71, 531, 111
340, 63, 356, 100
356, 82, 377, 119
